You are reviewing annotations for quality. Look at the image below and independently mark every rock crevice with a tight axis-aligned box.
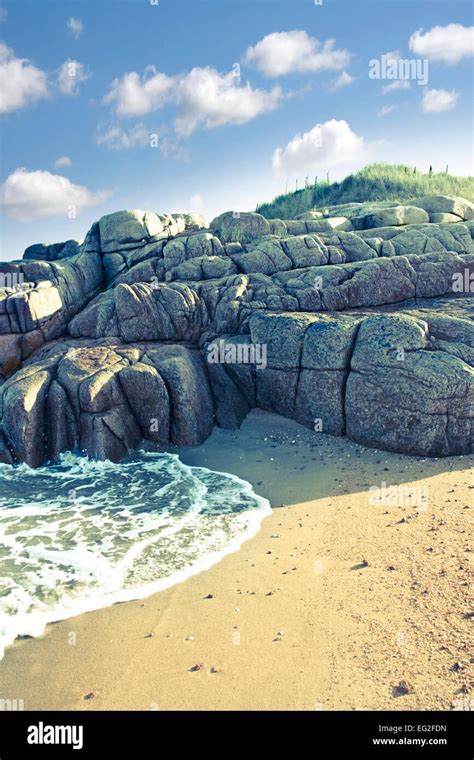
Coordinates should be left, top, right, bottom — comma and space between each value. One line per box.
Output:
0, 198, 473, 465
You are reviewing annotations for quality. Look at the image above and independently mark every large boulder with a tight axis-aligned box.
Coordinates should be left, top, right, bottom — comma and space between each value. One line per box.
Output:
210, 211, 271, 244
143, 345, 214, 445
345, 314, 473, 456
0, 340, 216, 465
23, 240, 81, 261
357, 205, 429, 229
429, 212, 462, 224
99, 210, 167, 253
1, 363, 55, 466
413, 196, 474, 221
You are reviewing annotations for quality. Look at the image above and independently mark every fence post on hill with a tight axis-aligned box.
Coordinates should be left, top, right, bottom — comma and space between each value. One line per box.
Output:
445, 164, 449, 174
429, 165, 433, 177
413, 166, 416, 174
296, 179, 298, 191
326, 171, 330, 183
314, 176, 318, 186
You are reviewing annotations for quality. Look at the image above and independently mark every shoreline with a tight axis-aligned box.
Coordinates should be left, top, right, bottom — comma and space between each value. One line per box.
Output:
0, 410, 472, 711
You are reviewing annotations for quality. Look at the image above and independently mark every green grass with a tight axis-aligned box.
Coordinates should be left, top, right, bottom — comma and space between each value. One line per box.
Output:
256, 163, 474, 219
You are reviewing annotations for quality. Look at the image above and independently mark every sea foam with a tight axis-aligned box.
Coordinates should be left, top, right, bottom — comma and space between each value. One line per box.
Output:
0, 451, 270, 659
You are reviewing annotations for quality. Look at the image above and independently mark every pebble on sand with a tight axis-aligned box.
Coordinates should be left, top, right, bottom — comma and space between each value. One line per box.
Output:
393, 680, 415, 696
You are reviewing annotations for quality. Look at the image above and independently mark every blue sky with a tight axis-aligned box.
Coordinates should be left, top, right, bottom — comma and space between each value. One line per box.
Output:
0, 0, 473, 259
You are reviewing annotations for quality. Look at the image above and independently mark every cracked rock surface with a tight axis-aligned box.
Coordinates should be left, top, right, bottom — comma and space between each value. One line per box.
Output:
0, 198, 472, 465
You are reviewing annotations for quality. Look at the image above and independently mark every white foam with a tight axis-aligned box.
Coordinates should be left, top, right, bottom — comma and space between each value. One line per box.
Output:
0, 452, 270, 659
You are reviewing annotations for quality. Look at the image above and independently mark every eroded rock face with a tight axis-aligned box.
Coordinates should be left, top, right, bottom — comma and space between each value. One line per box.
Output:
345, 314, 473, 456
413, 196, 474, 221
244, 307, 473, 455
0, 340, 215, 466
23, 240, 81, 262
0, 245, 104, 380
0, 196, 473, 465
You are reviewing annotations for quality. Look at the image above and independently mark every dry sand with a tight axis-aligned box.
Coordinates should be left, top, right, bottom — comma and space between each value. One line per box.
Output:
0, 410, 472, 711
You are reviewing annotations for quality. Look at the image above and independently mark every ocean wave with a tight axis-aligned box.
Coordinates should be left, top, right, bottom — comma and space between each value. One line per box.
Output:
0, 451, 270, 659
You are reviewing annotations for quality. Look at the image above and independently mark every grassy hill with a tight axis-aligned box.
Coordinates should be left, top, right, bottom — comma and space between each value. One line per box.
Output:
256, 163, 474, 219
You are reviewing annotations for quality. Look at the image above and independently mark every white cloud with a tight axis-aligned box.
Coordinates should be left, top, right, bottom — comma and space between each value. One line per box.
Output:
421, 88, 459, 113
0, 46, 90, 112
381, 79, 411, 94
0, 168, 109, 222
97, 123, 151, 150
377, 105, 396, 117
54, 156, 72, 168
272, 119, 365, 175
104, 66, 174, 117
0, 42, 49, 113
245, 30, 351, 77
409, 24, 474, 64
174, 67, 281, 137
57, 60, 89, 95
67, 17, 84, 39
104, 65, 281, 136
330, 71, 354, 90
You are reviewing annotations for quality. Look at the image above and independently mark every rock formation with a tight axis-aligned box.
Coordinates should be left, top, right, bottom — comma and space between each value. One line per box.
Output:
0, 196, 473, 466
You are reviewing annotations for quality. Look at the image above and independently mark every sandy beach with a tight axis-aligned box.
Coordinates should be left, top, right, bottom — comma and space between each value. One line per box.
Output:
0, 410, 472, 711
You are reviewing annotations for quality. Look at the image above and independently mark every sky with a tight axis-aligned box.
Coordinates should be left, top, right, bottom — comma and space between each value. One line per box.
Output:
0, 0, 473, 260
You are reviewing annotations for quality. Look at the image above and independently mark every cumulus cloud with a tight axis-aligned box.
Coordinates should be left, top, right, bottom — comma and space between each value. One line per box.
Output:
0, 168, 109, 222
330, 71, 354, 90
0, 45, 90, 112
67, 17, 84, 39
97, 123, 152, 150
0, 42, 49, 113
54, 156, 72, 168
377, 105, 396, 117
57, 59, 89, 95
421, 88, 459, 113
174, 67, 281, 136
272, 119, 365, 175
409, 24, 474, 64
104, 65, 281, 135
104, 66, 174, 117
245, 30, 351, 77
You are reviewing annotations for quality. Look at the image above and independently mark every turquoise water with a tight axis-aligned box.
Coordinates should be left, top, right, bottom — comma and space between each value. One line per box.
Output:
0, 451, 270, 659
